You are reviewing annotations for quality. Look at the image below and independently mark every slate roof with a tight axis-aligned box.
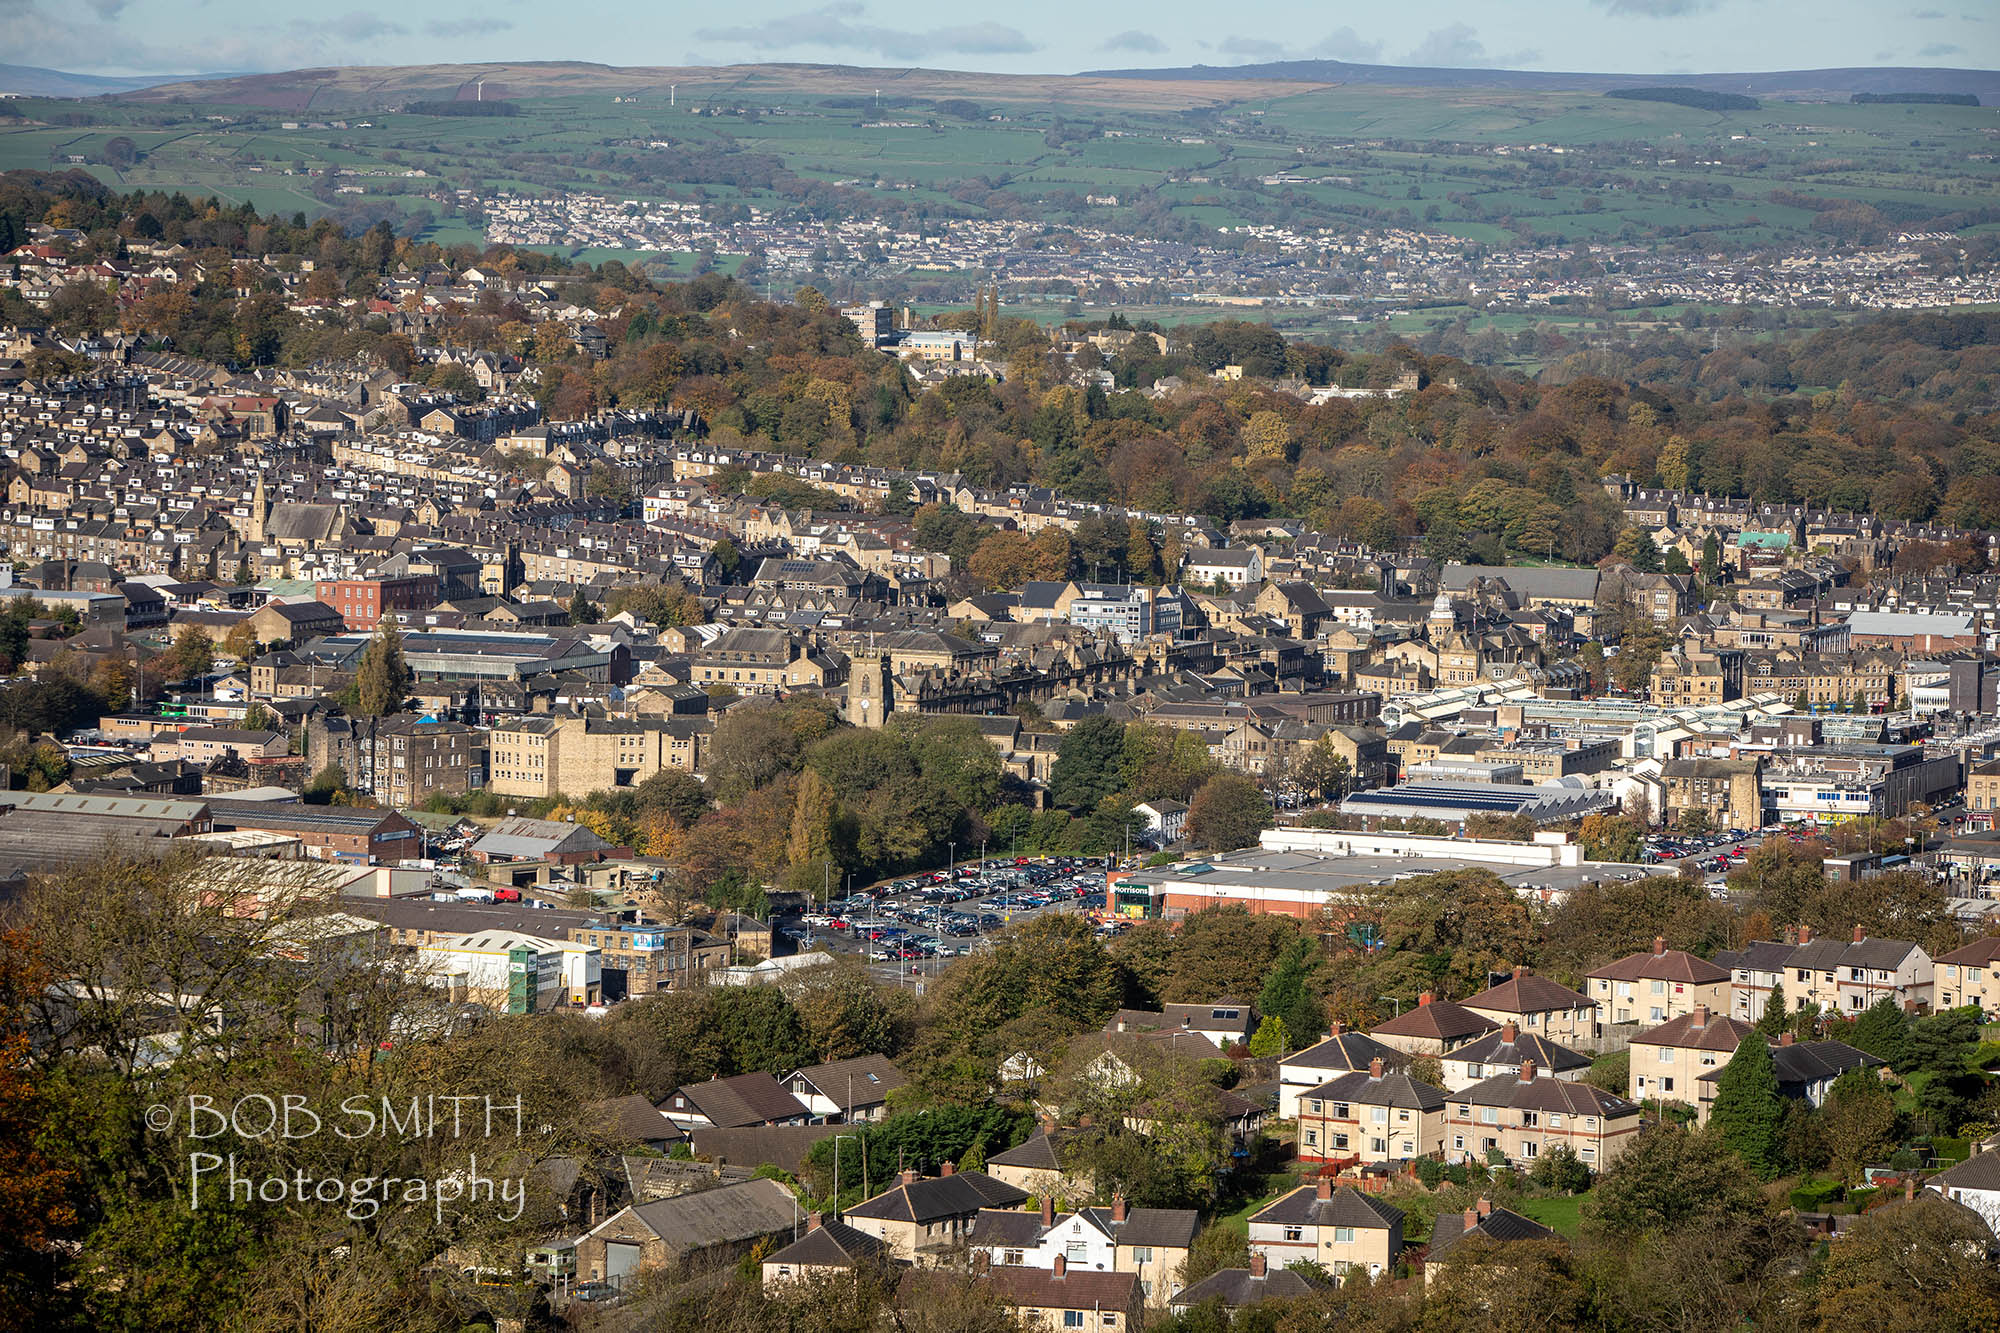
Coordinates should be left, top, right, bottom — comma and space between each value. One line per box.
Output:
1444, 1026, 1591, 1076
764, 1217, 892, 1269
970, 1208, 1048, 1247
589, 1094, 683, 1144
614, 1177, 798, 1251
1931, 1149, 2000, 1193
1171, 1266, 1317, 1309
689, 1124, 842, 1174
1696, 1040, 1884, 1088
846, 1171, 1028, 1224
1285, 1029, 1403, 1073
1428, 1205, 1558, 1260
787, 1053, 907, 1111
1249, 1184, 1403, 1231
667, 1072, 810, 1128
988, 1128, 1073, 1172
1102, 1206, 1199, 1251
1935, 937, 2000, 967
1456, 1070, 1639, 1119
1300, 1068, 1446, 1113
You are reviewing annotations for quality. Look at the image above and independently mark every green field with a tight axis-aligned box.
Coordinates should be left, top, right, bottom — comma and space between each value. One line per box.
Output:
1, 79, 1994, 260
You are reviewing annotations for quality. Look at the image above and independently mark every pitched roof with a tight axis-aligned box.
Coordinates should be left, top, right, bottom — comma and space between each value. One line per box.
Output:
1284, 1030, 1402, 1073
589, 1094, 684, 1144
764, 1217, 892, 1269
1463, 969, 1594, 1016
1444, 1027, 1591, 1075
689, 1124, 842, 1174
986, 1264, 1140, 1312
1428, 1205, 1558, 1260
1936, 937, 2000, 968
787, 1054, 907, 1111
1588, 941, 1731, 985
1632, 1009, 1757, 1054
1456, 1070, 1639, 1119
1249, 1183, 1403, 1231
668, 1072, 810, 1128
1370, 998, 1498, 1043
1301, 1068, 1446, 1113
1931, 1149, 2000, 1194
1696, 1040, 1884, 1088
988, 1128, 1072, 1172
1102, 1206, 1199, 1250
611, 1177, 799, 1251
846, 1171, 1028, 1224
970, 1208, 1048, 1247
1171, 1266, 1317, 1309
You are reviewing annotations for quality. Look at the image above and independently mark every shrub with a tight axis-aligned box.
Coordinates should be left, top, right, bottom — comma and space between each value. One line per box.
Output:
1789, 1179, 1843, 1212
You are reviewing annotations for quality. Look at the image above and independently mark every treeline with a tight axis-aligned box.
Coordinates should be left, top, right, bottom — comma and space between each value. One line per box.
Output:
1607, 86, 1759, 110
404, 99, 519, 117
1853, 92, 1980, 106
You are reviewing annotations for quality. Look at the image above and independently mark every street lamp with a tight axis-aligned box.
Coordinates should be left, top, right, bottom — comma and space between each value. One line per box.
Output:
1378, 994, 1403, 1018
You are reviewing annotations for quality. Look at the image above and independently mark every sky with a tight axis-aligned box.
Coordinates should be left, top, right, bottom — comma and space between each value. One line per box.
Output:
6, 0, 1996, 79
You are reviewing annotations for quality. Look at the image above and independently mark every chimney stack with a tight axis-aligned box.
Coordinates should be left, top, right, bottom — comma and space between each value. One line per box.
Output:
1053, 1254, 1067, 1279
1041, 1195, 1055, 1227
1463, 1207, 1478, 1229
900, 1169, 918, 1187
1780, 1032, 1795, 1046
940, 1161, 955, 1177
1316, 1178, 1333, 1201
1905, 1177, 1916, 1202
1330, 1021, 1345, 1037
1520, 1060, 1537, 1083
1692, 1004, 1709, 1029
1369, 1056, 1384, 1078
1502, 1020, 1518, 1043
806, 1212, 823, 1232
1477, 1197, 1492, 1218
1418, 992, 1434, 1007
1853, 924, 1866, 944
1513, 965, 1527, 980
1249, 1252, 1268, 1279
1040, 1114, 1055, 1135
1112, 1193, 1127, 1224
1653, 935, 1666, 955
1799, 926, 1812, 945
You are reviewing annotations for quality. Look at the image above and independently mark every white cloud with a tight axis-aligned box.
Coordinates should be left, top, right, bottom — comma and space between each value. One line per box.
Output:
1098, 30, 1165, 55
1218, 37, 1286, 60
696, 4, 1037, 61
1588, 0, 1718, 15
1311, 27, 1384, 63
1405, 24, 1538, 68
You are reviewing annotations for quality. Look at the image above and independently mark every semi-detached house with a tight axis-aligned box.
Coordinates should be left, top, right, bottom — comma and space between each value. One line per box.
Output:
1715, 925, 1933, 1020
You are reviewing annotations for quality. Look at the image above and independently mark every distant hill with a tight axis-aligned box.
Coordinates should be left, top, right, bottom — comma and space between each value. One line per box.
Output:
114, 61, 1318, 113
1081, 58, 2000, 103
0, 64, 218, 98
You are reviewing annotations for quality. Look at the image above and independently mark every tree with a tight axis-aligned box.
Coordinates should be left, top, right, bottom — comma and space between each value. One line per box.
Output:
566, 589, 597, 625
1186, 774, 1272, 852
1700, 531, 1723, 583
353, 621, 412, 717
1586, 1124, 1767, 1236
1529, 1142, 1591, 1195
1245, 1014, 1290, 1057
1814, 1194, 2000, 1331
1848, 996, 1912, 1071
1257, 935, 1324, 1046
712, 537, 741, 579
1755, 981, 1788, 1036
161, 625, 214, 682
1049, 716, 1127, 814
239, 703, 274, 734
1820, 1066, 1898, 1186
1710, 1036, 1787, 1179
1293, 735, 1353, 801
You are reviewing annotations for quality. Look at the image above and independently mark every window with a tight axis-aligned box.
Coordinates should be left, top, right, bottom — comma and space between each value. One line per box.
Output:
1131, 1247, 1152, 1263
1480, 1107, 1498, 1124
1003, 1250, 1023, 1266
1304, 1130, 1318, 1147
1650, 980, 1665, 994
1659, 1048, 1674, 1063
1308, 1099, 1322, 1115
1370, 1138, 1386, 1154
1524, 1142, 1539, 1158
1284, 1227, 1303, 1242
1371, 1107, 1387, 1123
1334, 1227, 1355, 1244
1066, 1242, 1087, 1263
1064, 1314, 1085, 1330
1453, 1135, 1465, 1150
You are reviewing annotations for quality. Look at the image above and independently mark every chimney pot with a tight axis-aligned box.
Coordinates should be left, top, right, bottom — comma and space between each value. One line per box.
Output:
1316, 1178, 1333, 1200
1249, 1252, 1268, 1278
899, 1169, 918, 1187
940, 1160, 955, 1176
1369, 1056, 1384, 1078
1041, 1196, 1055, 1227
1112, 1193, 1127, 1224
1053, 1254, 1067, 1278
1330, 1021, 1344, 1036
1780, 1032, 1795, 1046
1520, 1059, 1537, 1082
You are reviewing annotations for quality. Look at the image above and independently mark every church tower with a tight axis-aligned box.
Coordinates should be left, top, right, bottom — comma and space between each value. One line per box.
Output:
250, 471, 269, 546
846, 653, 893, 728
